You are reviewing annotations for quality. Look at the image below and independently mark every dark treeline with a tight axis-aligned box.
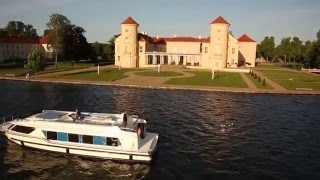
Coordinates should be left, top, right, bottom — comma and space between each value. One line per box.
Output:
257, 30, 320, 68
0, 21, 38, 38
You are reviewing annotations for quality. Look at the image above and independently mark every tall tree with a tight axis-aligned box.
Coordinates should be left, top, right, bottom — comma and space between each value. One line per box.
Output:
104, 34, 120, 61
291, 37, 303, 62
63, 25, 90, 60
259, 36, 275, 61
46, 13, 71, 67
1, 21, 38, 38
277, 37, 292, 62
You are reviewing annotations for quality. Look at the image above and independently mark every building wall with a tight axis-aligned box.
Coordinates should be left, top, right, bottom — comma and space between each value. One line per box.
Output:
114, 18, 256, 70
114, 24, 138, 68
166, 42, 201, 54
0, 41, 53, 62
239, 42, 257, 67
226, 34, 239, 68
210, 23, 229, 70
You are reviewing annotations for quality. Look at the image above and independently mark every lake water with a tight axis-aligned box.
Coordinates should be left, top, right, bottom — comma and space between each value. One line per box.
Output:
0, 80, 320, 179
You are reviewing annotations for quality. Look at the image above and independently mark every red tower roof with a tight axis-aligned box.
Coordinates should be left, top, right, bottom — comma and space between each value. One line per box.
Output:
210, 16, 230, 25
238, 34, 256, 42
121, 16, 139, 25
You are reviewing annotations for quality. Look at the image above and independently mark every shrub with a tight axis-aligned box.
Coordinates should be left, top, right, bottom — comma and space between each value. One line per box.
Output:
27, 49, 45, 73
258, 76, 261, 82
262, 79, 266, 86
254, 73, 257, 79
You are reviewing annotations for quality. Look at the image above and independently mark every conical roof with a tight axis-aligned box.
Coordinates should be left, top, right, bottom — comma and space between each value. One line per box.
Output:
121, 16, 139, 25
210, 16, 230, 25
238, 34, 256, 42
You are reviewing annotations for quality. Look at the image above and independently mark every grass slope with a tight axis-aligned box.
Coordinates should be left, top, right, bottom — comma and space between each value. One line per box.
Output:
166, 71, 248, 88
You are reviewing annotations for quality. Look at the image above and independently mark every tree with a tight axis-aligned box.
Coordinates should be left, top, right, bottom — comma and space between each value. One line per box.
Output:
259, 36, 275, 61
91, 42, 105, 61
277, 37, 292, 62
63, 24, 90, 61
27, 49, 45, 73
0, 21, 38, 38
46, 13, 71, 68
104, 34, 120, 61
291, 36, 303, 62
0, 28, 8, 36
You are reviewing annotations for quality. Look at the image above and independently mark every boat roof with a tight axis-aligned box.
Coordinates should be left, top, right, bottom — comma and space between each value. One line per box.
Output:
23, 110, 145, 130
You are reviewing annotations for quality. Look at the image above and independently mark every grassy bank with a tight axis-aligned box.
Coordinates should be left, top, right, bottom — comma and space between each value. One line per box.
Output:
258, 69, 320, 90
165, 71, 248, 88
53, 68, 139, 82
134, 71, 183, 77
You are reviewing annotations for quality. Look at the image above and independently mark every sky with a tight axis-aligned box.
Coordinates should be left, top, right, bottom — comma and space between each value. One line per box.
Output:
0, 0, 319, 44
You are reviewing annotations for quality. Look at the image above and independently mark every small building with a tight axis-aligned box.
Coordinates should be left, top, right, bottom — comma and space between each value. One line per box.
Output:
114, 16, 257, 70
0, 35, 53, 62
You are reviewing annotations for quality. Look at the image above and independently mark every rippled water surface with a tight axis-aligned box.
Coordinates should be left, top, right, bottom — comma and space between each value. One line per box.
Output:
1, 80, 320, 179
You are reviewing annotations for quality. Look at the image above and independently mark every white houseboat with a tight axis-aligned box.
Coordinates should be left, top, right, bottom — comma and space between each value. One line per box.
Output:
0, 110, 158, 162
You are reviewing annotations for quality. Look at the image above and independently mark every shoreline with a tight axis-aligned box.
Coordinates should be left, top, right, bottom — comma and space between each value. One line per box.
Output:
1, 76, 320, 95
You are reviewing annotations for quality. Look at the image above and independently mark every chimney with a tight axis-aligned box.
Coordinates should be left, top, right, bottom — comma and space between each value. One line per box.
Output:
156, 35, 159, 39
198, 36, 202, 39
173, 34, 176, 37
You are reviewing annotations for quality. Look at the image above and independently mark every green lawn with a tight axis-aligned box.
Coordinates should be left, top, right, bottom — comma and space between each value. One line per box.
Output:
165, 71, 248, 88
39, 62, 94, 74
258, 69, 320, 90
0, 68, 27, 76
135, 71, 183, 77
255, 62, 302, 70
54, 69, 138, 81
245, 73, 273, 89
0, 62, 94, 77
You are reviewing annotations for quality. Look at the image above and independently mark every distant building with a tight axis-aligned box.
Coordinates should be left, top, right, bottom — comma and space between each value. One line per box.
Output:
0, 35, 53, 62
115, 16, 257, 70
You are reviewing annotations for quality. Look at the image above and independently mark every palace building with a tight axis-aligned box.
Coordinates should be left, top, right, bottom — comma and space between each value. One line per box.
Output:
0, 35, 53, 62
115, 16, 257, 70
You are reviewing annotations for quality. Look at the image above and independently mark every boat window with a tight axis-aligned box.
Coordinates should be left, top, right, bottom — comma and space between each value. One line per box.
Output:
82, 135, 93, 144
94, 136, 106, 145
11, 125, 35, 134
57, 132, 68, 141
68, 133, 79, 143
107, 137, 119, 146
47, 131, 57, 140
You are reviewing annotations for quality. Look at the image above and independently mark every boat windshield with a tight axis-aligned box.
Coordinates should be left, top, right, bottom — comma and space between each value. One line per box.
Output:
36, 111, 67, 120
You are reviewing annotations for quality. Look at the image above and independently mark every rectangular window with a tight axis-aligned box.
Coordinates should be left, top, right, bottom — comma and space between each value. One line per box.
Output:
139, 46, 143, 52
11, 125, 35, 134
204, 47, 208, 53
57, 132, 68, 141
93, 136, 106, 145
107, 137, 119, 146
82, 135, 93, 144
231, 59, 234, 65
232, 48, 235, 54
118, 56, 120, 61
68, 133, 79, 143
47, 131, 57, 140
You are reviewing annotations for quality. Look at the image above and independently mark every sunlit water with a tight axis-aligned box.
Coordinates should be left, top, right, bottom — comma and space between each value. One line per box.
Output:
0, 80, 320, 179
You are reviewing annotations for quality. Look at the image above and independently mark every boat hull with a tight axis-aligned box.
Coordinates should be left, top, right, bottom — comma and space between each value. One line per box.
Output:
5, 132, 156, 163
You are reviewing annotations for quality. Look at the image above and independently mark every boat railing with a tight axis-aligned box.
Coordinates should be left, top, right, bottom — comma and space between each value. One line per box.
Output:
1, 115, 15, 124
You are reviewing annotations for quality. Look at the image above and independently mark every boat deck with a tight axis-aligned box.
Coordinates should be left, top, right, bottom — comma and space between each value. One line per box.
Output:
27, 110, 138, 129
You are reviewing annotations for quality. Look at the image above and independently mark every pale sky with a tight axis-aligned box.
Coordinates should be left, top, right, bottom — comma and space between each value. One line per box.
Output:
0, 0, 319, 44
